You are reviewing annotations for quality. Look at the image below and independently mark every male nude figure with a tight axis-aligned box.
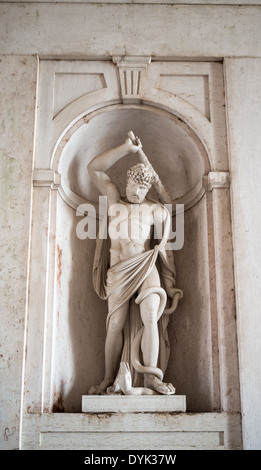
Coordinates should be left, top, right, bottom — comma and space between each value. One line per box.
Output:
88, 133, 178, 395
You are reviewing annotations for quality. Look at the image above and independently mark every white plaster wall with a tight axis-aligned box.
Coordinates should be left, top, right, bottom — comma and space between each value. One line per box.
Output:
1, 2, 261, 450
0, 56, 37, 449
225, 58, 261, 450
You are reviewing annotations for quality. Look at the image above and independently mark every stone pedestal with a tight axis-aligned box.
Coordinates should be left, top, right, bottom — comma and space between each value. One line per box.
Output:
21, 411, 242, 449
82, 395, 187, 413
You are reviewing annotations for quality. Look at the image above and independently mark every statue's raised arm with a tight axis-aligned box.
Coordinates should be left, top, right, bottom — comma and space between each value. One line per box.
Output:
127, 131, 172, 204
87, 135, 142, 205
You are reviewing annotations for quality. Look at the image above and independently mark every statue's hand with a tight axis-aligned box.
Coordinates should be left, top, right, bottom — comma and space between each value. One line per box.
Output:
164, 279, 183, 299
125, 137, 142, 154
126, 131, 142, 153
164, 286, 183, 315
170, 287, 183, 299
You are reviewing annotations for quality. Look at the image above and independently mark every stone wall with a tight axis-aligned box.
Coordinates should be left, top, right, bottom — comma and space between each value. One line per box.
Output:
0, 56, 37, 449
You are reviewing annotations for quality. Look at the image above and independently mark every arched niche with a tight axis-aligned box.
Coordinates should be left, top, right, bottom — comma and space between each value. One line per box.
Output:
55, 104, 210, 212
50, 102, 221, 413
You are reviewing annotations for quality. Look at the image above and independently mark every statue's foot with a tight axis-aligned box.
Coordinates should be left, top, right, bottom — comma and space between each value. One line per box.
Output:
144, 374, 176, 395
88, 377, 114, 395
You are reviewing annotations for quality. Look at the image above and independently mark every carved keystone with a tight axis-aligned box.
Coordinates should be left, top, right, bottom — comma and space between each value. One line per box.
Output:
113, 56, 151, 103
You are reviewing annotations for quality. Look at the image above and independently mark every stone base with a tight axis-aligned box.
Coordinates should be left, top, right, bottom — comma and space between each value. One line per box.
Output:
82, 394, 186, 413
21, 412, 242, 449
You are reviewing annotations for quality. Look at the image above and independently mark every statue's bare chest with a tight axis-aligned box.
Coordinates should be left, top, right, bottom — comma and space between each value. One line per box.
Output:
108, 201, 154, 242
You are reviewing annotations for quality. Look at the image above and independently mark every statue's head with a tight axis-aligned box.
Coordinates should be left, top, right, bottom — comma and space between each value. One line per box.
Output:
126, 163, 155, 204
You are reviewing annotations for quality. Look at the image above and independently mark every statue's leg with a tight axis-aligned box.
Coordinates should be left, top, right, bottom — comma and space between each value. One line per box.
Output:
139, 266, 161, 368
138, 266, 175, 395
104, 300, 129, 383
88, 300, 129, 394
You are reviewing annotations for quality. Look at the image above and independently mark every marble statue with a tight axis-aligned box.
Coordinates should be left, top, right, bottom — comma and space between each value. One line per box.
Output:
88, 131, 183, 395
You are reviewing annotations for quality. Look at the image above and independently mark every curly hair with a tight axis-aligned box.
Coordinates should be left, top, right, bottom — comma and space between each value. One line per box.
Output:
127, 163, 155, 188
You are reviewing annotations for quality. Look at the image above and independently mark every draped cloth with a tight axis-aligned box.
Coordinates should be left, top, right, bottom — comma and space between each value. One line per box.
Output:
92, 203, 177, 387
